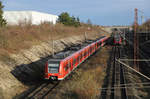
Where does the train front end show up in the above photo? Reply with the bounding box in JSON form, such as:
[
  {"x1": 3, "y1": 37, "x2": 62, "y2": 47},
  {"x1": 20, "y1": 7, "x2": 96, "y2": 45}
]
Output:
[
  {"x1": 114, "y1": 38, "x2": 121, "y2": 45},
  {"x1": 114, "y1": 34, "x2": 122, "y2": 45},
  {"x1": 45, "y1": 59, "x2": 62, "y2": 80}
]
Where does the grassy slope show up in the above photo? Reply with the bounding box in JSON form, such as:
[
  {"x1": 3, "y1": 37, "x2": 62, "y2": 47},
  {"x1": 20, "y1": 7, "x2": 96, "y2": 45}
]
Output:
[{"x1": 0, "y1": 23, "x2": 107, "y2": 62}]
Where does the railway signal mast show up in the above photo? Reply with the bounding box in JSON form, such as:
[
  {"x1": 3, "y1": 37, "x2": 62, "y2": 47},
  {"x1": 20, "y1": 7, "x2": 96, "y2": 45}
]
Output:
[{"x1": 134, "y1": 8, "x2": 139, "y2": 71}]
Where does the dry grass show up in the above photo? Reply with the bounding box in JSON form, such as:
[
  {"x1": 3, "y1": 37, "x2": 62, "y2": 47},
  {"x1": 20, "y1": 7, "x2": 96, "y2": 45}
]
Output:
[
  {"x1": 0, "y1": 23, "x2": 108, "y2": 63},
  {"x1": 0, "y1": 23, "x2": 106, "y2": 54}
]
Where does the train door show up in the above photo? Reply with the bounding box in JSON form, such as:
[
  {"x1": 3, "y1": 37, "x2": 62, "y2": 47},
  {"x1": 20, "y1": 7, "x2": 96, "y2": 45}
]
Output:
[
  {"x1": 73, "y1": 56, "x2": 76, "y2": 67},
  {"x1": 68, "y1": 60, "x2": 71, "y2": 73},
  {"x1": 64, "y1": 61, "x2": 68, "y2": 75},
  {"x1": 80, "y1": 52, "x2": 82, "y2": 62}
]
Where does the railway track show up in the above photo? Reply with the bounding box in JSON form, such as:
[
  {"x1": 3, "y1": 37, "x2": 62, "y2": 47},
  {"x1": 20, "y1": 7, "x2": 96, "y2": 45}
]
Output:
[
  {"x1": 100, "y1": 46, "x2": 127, "y2": 99},
  {"x1": 27, "y1": 81, "x2": 60, "y2": 99},
  {"x1": 16, "y1": 80, "x2": 60, "y2": 99}
]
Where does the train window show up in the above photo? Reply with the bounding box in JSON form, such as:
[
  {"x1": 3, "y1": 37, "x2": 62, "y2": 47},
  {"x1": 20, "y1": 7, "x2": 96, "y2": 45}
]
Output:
[
  {"x1": 83, "y1": 51, "x2": 85, "y2": 57},
  {"x1": 85, "y1": 50, "x2": 87, "y2": 56},
  {"x1": 48, "y1": 61, "x2": 60, "y2": 73},
  {"x1": 99, "y1": 42, "x2": 102, "y2": 46},
  {"x1": 80, "y1": 53, "x2": 82, "y2": 60},
  {"x1": 86, "y1": 50, "x2": 87, "y2": 55},
  {"x1": 90, "y1": 47, "x2": 92, "y2": 53},
  {"x1": 64, "y1": 63, "x2": 67, "y2": 71},
  {"x1": 70, "y1": 60, "x2": 72, "y2": 67},
  {"x1": 87, "y1": 49, "x2": 88, "y2": 55},
  {"x1": 84, "y1": 50, "x2": 86, "y2": 56},
  {"x1": 67, "y1": 62, "x2": 69, "y2": 69},
  {"x1": 82, "y1": 52, "x2": 84, "y2": 57},
  {"x1": 92, "y1": 46, "x2": 93, "y2": 52},
  {"x1": 76, "y1": 56, "x2": 78, "y2": 63},
  {"x1": 68, "y1": 60, "x2": 71, "y2": 68},
  {"x1": 79, "y1": 54, "x2": 81, "y2": 61},
  {"x1": 77, "y1": 55, "x2": 80, "y2": 62},
  {"x1": 73, "y1": 57, "x2": 76, "y2": 65},
  {"x1": 65, "y1": 60, "x2": 70, "y2": 71}
]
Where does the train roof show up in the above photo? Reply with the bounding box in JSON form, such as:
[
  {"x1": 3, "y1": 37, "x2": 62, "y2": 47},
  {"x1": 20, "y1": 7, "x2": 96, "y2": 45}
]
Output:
[
  {"x1": 53, "y1": 41, "x2": 91, "y2": 59},
  {"x1": 48, "y1": 58, "x2": 62, "y2": 62},
  {"x1": 48, "y1": 36, "x2": 107, "y2": 62}
]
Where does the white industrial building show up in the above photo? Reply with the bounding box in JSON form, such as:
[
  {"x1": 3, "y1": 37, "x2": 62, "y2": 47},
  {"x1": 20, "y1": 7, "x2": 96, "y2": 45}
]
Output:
[{"x1": 3, "y1": 11, "x2": 58, "y2": 25}]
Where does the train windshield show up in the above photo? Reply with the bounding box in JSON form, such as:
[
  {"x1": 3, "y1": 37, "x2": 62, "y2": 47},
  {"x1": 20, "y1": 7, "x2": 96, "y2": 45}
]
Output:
[
  {"x1": 48, "y1": 61, "x2": 60, "y2": 73},
  {"x1": 114, "y1": 35, "x2": 120, "y2": 41}
]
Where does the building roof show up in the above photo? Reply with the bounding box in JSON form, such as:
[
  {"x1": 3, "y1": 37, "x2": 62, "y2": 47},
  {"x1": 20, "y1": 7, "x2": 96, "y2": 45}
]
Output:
[{"x1": 3, "y1": 11, "x2": 58, "y2": 25}]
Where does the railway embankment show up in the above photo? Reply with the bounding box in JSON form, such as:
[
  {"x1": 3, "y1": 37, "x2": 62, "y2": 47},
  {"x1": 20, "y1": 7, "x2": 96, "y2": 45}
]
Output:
[{"x1": 0, "y1": 24, "x2": 109, "y2": 99}]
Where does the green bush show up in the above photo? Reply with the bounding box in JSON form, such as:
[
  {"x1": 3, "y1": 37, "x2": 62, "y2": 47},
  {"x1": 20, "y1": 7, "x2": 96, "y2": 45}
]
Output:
[
  {"x1": 0, "y1": 1, "x2": 6, "y2": 27},
  {"x1": 58, "y1": 12, "x2": 80, "y2": 27}
]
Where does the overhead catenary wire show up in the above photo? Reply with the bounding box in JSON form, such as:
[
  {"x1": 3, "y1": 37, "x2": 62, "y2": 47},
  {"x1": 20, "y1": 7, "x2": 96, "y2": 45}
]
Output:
[
  {"x1": 121, "y1": 31, "x2": 150, "y2": 60},
  {"x1": 123, "y1": 31, "x2": 150, "y2": 68},
  {"x1": 119, "y1": 29, "x2": 150, "y2": 70},
  {"x1": 137, "y1": 9, "x2": 150, "y2": 24},
  {"x1": 116, "y1": 59, "x2": 150, "y2": 81}
]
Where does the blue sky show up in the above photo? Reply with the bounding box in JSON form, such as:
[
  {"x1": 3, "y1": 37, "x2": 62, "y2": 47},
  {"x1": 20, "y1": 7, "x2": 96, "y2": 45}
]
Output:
[{"x1": 1, "y1": 0, "x2": 150, "y2": 26}]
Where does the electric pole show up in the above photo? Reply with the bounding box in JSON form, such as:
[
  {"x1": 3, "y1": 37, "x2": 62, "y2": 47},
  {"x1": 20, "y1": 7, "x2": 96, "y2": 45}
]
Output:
[{"x1": 134, "y1": 8, "x2": 139, "y2": 71}]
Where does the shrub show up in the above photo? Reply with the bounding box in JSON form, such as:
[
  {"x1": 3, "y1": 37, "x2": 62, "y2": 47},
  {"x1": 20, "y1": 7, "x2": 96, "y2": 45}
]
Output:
[
  {"x1": 0, "y1": 1, "x2": 6, "y2": 27},
  {"x1": 57, "y1": 12, "x2": 80, "y2": 27}
]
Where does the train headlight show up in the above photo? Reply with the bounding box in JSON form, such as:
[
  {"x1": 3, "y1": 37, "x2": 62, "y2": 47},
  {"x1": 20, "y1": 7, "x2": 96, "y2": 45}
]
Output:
[{"x1": 50, "y1": 76, "x2": 57, "y2": 80}]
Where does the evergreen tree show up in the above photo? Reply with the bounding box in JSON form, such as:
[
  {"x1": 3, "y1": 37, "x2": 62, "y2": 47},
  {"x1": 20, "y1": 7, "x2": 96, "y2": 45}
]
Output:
[
  {"x1": 58, "y1": 12, "x2": 80, "y2": 27},
  {"x1": 58, "y1": 12, "x2": 71, "y2": 25},
  {"x1": 0, "y1": 1, "x2": 6, "y2": 27}
]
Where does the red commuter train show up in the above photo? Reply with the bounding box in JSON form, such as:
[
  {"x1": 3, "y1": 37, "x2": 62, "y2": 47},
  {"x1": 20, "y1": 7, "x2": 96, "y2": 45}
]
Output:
[
  {"x1": 114, "y1": 33, "x2": 122, "y2": 45},
  {"x1": 44, "y1": 36, "x2": 108, "y2": 80}
]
